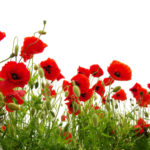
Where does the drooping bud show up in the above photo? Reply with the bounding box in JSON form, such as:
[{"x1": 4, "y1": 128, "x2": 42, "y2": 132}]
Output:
[
  {"x1": 7, "y1": 103, "x2": 20, "y2": 111},
  {"x1": 34, "y1": 64, "x2": 39, "y2": 70},
  {"x1": 92, "y1": 114, "x2": 98, "y2": 127},
  {"x1": 73, "y1": 85, "x2": 80, "y2": 97},
  {"x1": 38, "y1": 68, "x2": 44, "y2": 78},
  {"x1": 15, "y1": 45, "x2": 19, "y2": 56},
  {"x1": 113, "y1": 86, "x2": 121, "y2": 92}
]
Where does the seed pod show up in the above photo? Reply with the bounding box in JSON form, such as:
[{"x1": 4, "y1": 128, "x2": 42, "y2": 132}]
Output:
[
  {"x1": 7, "y1": 103, "x2": 20, "y2": 111},
  {"x1": 92, "y1": 114, "x2": 98, "y2": 127},
  {"x1": 38, "y1": 68, "x2": 44, "y2": 78},
  {"x1": 73, "y1": 85, "x2": 80, "y2": 97},
  {"x1": 34, "y1": 64, "x2": 39, "y2": 70},
  {"x1": 113, "y1": 86, "x2": 121, "y2": 92}
]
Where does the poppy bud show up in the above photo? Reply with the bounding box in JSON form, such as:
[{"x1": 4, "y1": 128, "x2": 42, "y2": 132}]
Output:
[
  {"x1": 10, "y1": 53, "x2": 15, "y2": 58},
  {"x1": 50, "y1": 111, "x2": 55, "y2": 117},
  {"x1": 15, "y1": 45, "x2": 19, "y2": 56},
  {"x1": 43, "y1": 20, "x2": 47, "y2": 25},
  {"x1": 30, "y1": 108, "x2": 35, "y2": 116},
  {"x1": 92, "y1": 114, "x2": 98, "y2": 127},
  {"x1": 113, "y1": 86, "x2": 121, "y2": 92},
  {"x1": 38, "y1": 68, "x2": 44, "y2": 78},
  {"x1": 65, "y1": 91, "x2": 69, "y2": 97},
  {"x1": 115, "y1": 103, "x2": 118, "y2": 109},
  {"x1": 41, "y1": 82, "x2": 45, "y2": 89},
  {"x1": 105, "y1": 103, "x2": 110, "y2": 111},
  {"x1": 7, "y1": 103, "x2": 20, "y2": 111},
  {"x1": 46, "y1": 100, "x2": 51, "y2": 110},
  {"x1": 73, "y1": 102, "x2": 78, "y2": 113},
  {"x1": 144, "y1": 112, "x2": 149, "y2": 118},
  {"x1": 73, "y1": 85, "x2": 80, "y2": 97},
  {"x1": 35, "y1": 82, "x2": 39, "y2": 89},
  {"x1": 34, "y1": 64, "x2": 39, "y2": 70}
]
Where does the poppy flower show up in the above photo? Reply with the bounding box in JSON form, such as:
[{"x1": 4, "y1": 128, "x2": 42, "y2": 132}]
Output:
[
  {"x1": 0, "y1": 61, "x2": 30, "y2": 93},
  {"x1": 90, "y1": 64, "x2": 104, "y2": 77},
  {"x1": 61, "y1": 115, "x2": 67, "y2": 122},
  {"x1": 5, "y1": 90, "x2": 26, "y2": 112},
  {"x1": 92, "y1": 80, "x2": 105, "y2": 97},
  {"x1": 64, "y1": 132, "x2": 72, "y2": 143},
  {"x1": 130, "y1": 83, "x2": 142, "y2": 98},
  {"x1": 147, "y1": 83, "x2": 150, "y2": 89},
  {"x1": 102, "y1": 95, "x2": 108, "y2": 104},
  {"x1": 107, "y1": 60, "x2": 132, "y2": 81},
  {"x1": 112, "y1": 89, "x2": 127, "y2": 101},
  {"x1": 71, "y1": 74, "x2": 90, "y2": 93},
  {"x1": 103, "y1": 76, "x2": 114, "y2": 86},
  {"x1": 62, "y1": 80, "x2": 71, "y2": 91},
  {"x1": 79, "y1": 89, "x2": 93, "y2": 102},
  {"x1": 0, "y1": 31, "x2": 6, "y2": 41},
  {"x1": 56, "y1": 73, "x2": 64, "y2": 81},
  {"x1": 91, "y1": 104, "x2": 100, "y2": 110},
  {"x1": 20, "y1": 36, "x2": 47, "y2": 62},
  {"x1": 40, "y1": 58, "x2": 61, "y2": 81},
  {"x1": 77, "y1": 66, "x2": 90, "y2": 78},
  {"x1": 65, "y1": 101, "x2": 80, "y2": 115},
  {"x1": 1, "y1": 125, "x2": 6, "y2": 131}
]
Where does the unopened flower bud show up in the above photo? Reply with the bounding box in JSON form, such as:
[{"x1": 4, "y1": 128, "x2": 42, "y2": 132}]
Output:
[
  {"x1": 43, "y1": 20, "x2": 47, "y2": 25},
  {"x1": 65, "y1": 91, "x2": 69, "y2": 97},
  {"x1": 7, "y1": 103, "x2": 20, "y2": 111},
  {"x1": 41, "y1": 82, "x2": 45, "y2": 89},
  {"x1": 73, "y1": 85, "x2": 80, "y2": 97},
  {"x1": 92, "y1": 114, "x2": 98, "y2": 127},
  {"x1": 46, "y1": 100, "x2": 51, "y2": 110},
  {"x1": 38, "y1": 68, "x2": 44, "y2": 78},
  {"x1": 34, "y1": 64, "x2": 39, "y2": 70},
  {"x1": 15, "y1": 45, "x2": 19, "y2": 56},
  {"x1": 73, "y1": 102, "x2": 78, "y2": 113},
  {"x1": 115, "y1": 103, "x2": 118, "y2": 109},
  {"x1": 113, "y1": 86, "x2": 121, "y2": 92},
  {"x1": 144, "y1": 112, "x2": 149, "y2": 118},
  {"x1": 35, "y1": 82, "x2": 39, "y2": 89}
]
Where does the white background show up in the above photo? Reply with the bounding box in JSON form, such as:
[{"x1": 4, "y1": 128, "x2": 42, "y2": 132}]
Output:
[{"x1": 0, "y1": 0, "x2": 150, "y2": 93}]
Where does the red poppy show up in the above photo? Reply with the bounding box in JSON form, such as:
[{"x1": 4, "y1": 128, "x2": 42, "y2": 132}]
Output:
[
  {"x1": 112, "y1": 89, "x2": 127, "y2": 101},
  {"x1": 62, "y1": 80, "x2": 71, "y2": 91},
  {"x1": 61, "y1": 115, "x2": 67, "y2": 122},
  {"x1": 42, "y1": 85, "x2": 56, "y2": 99},
  {"x1": 90, "y1": 64, "x2": 104, "y2": 77},
  {"x1": 71, "y1": 74, "x2": 90, "y2": 93},
  {"x1": 91, "y1": 104, "x2": 100, "y2": 110},
  {"x1": 56, "y1": 73, "x2": 64, "y2": 81},
  {"x1": 107, "y1": 60, "x2": 132, "y2": 81},
  {"x1": 20, "y1": 36, "x2": 47, "y2": 62},
  {"x1": 64, "y1": 132, "x2": 72, "y2": 143},
  {"x1": 1, "y1": 125, "x2": 6, "y2": 131},
  {"x1": 147, "y1": 83, "x2": 150, "y2": 89},
  {"x1": 40, "y1": 58, "x2": 61, "y2": 81},
  {"x1": 92, "y1": 80, "x2": 105, "y2": 97},
  {"x1": 103, "y1": 76, "x2": 114, "y2": 86},
  {"x1": 102, "y1": 95, "x2": 108, "y2": 104},
  {"x1": 5, "y1": 90, "x2": 26, "y2": 112},
  {"x1": 77, "y1": 66, "x2": 90, "y2": 78},
  {"x1": 0, "y1": 31, "x2": 6, "y2": 41},
  {"x1": 79, "y1": 89, "x2": 93, "y2": 102},
  {"x1": 65, "y1": 101, "x2": 80, "y2": 115},
  {"x1": 0, "y1": 61, "x2": 30, "y2": 93},
  {"x1": 130, "y1": 83, "x2": 150, "y2": 107}
]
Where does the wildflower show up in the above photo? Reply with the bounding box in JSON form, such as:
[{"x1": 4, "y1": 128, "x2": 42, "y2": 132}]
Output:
[
  {"x1": 62, "y1": 80, "x2": 71, "y2": 91},
  {"x1": 61, "y1": 115, "x2": 67, "y2": 122},
  {"x1": 90, "y1": 64, "x2": 103, "y2": 77},
  {"x1": 0, "y1": 31, "x2": 6, "y2": 41},
  {"x1": 103, "y1": 76, "x2": 114, "y2": 86},
  {"x1": 40, "y1": 58, "x2": 62, "y2": 81},
  {"x1": 147, "y1": 83, "x2": 150, "y2": 89},
  {"x1": 20, "y1": 36, "x2": 47, "y2": 62},
  {"x1": 107, "y1": 60, "x2": 132, "y2": 81},
  {"x1": 71, "y1": 74, "x2": 90, "y2": 93},
  {"x1": 64, "y1": 132, "x2": 72, "y2": 143},
  {"x1": 1, "y1": 125, "x2": 6, "y2": 131},
  {"x1": 0, "y1": 61, "x2": 30, "y2": 93},
  {"x1": 79, "y1": 89, "x2": 93, "y2": 102},
  {"x1": 112, "y1": 89, "x2": 127, "y2": 101},
  {"x1": 77, "y1": 66, "x2": 90, "y2": 78},
  {"x1": 92, "y1": 80, "x2": 105, "y2": 97}
]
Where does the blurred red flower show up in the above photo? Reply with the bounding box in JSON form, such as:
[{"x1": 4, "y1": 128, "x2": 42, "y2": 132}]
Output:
[
  {"x1": 0, "y1": 31, "x2": 6, "y2": 41},
  {"x1": 79, "y1": 89, "x2": 93, "y2": 102},
  {"x1": 77, "y1": 66, "x2": 90, "y2": 78},
  {"x1": 112, "y1": 89, "x2": 127, "y2": 101},
  {"x1": 103, "y1": 76, "x2": 114, "y2": 86},
  {"x1": 90, "y1": 64, "x2": 103, "y2": 77}
]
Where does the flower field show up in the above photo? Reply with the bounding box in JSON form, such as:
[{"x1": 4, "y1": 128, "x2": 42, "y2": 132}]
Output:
[{"x1": 0, "y1": 21, "x2": 150, "y2": 150}]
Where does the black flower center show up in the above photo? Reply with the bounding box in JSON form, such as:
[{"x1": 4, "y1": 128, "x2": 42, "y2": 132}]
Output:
[
  {"x1": 44, "y1": 65, "x2": 51, "y2": 73},
  {"x1": 95, "y1": 86, "x2": 100, "y2": 91},
  {"x1": 81, "y1": 93, "x2": 86, "y2": 98},
  {"x1": 11, "y1": 73, "x2": 19, "y2": 80},
  {"x1": 75, "y1": 81, "x2": 80, "y2": 87},
  {"x1": 114, "y1": 71, "x2": 120, "y2": 77},
  {"x1": 69, "y1": 103, "x2": 72, "y2": 108},
  {"x1": 131, "y1": 88, "x2": 137, "y2": 93}
]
